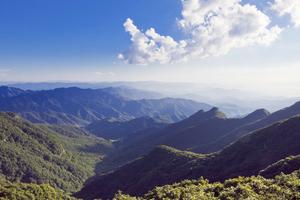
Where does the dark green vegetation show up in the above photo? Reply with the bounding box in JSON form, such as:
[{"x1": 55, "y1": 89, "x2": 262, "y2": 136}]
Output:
[
  {"x1": 0, "y1": 86, "x2": 211, "y2": 125},
  {"x1": 77, "y1": 116, "x2": 300, "y2": 199},
  {"x1": 0, "y1": 112, "x2": 112, "y2": 192},
  {"x1": 114, "y1": 170, "x2": 300, "y2": 200},
  {"x1": 0, "y1": 176, "x2": 74, "y2": 200}
]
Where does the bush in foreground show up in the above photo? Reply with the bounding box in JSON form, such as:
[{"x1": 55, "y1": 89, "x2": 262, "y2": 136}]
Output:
[{"x1": 114, "y1": 170, "x2": 300, "y2": 200}]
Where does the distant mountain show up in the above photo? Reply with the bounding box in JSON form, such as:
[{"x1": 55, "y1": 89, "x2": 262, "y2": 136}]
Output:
[
  {"x1": 5, "y1": 83, "x2": 163, "y2": 100},
  {"x1": 88, "y1": 102, "x2": 300, "y2": 175},
  {"x1": 0, "y1": 87, "x2": 211, "y2": 125},
  {"x1": 5, "y1": 81, "x2": 300, "y2": 117},
  {"x1": 100, "y1": 87, "x2": 163, "y2": 100},
  {"x1": 103, "y1": 107, "x2": 269, "y2": 169},
  {"x1": 77, "y1": 116, "x2": 300, "y2": 199},
  {"x1": 155, "y1": 107, "x2": 269, "y2": 151},
  {"x1": 86, "y1": 116, "x2": 168, "y2": 140},
  {"x1": 0, "y1": 86, "x2": 26, "y2": 98},
  {"x1": 0, "y1": 112, "x2": 112, "y2": 192},
  {"x1": 200, "y1": 101, "x2": 300, "y2": 153}
]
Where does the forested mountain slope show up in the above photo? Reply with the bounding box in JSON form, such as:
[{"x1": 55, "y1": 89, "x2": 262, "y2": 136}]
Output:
[
  {"x1": 77, "y1": 116, "x2": 300, "y2": 199},
  {"x1": 0, "y1": 112, "x2": 112, "y2": 192}
]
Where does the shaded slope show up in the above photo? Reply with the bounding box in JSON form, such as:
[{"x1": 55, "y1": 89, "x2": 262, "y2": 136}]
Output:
[
  {"x1": 259, "y1": 154, "x2": 300, "y2": 178},
  {"x1": 104, "y1": 108, "x2": 269, "y2": 169},
  {"x1": 77, "y1": 116, "x2": 300, "y2": 199},
  {"x1": 202, "y1": 101, "x2": 300, "y2": 153},
  {"x1": 158, "y1": 107, "x2": 269, "y2": 151},
  {"x1": 76, "y1": 146, "x2": 205, "y2": 199},
  {"x1": 86, "y1": 116, "x2": 168, "y2": 140}
]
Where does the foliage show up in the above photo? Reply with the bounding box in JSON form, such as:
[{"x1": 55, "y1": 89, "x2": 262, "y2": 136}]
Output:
[
  {"x1": 0, "y1": 112, "x2": 112, "y2": 192},
  {"x1": 0, "y1": 177, "x2": 74, "y2": 200},
  {"x1": 114, "y1": 170, "x2": 300, "y2": 200}
]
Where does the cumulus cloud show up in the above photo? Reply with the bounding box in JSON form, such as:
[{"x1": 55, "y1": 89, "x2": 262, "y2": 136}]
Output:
[
  {"x1": 272, "y1": 0, "x2": 300, "y2": 27},
  {"x1": 119, "y1": 18, "x2": 187, "y2": 65},
  {"x1": 119, "y1": 0, "x2": 282, "y2": 65}
]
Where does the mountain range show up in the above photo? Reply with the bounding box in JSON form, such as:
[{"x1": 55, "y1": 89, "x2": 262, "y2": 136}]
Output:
[
  {"x1": 77, "y1": 115, "x2": 300, "y2": 199},
  {"x1": 0, "y1": 86, "x2": 211, "y2": 126},
  {"x1": 4, "y1": 81, "x2": 299, "y2": 117},
  {"x1": 0, "y1": 85, "x2": 300, "y2": 200}
]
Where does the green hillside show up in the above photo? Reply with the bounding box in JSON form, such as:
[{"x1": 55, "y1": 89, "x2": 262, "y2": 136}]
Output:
[
  {"x1": 0, "y1": 112, "x2": 112, "y2": 192},
  {"x1": 0, "y1": 176, "x2": 74, "y2": 200}
]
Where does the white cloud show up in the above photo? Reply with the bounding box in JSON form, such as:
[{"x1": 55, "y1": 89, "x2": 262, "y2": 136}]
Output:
[
  {"x1": 119, "y1": 18, "x2": 187, "y2": 65},
  {"x1": 119, "y1": 0, "x2": 282, "y2": 65},
  {"x1": 272, "y1": 0, "x2": 300, "y2": 27}
]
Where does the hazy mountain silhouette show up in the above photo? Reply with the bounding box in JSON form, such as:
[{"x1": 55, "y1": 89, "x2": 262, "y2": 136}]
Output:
[
  {"x1": 104, "y1": 107, "x2": 270, "y2": 169},
  {"x1": 0, "y1": 87, "x2": 211, "y2": 125},
  {"x1": 200, "y1": 101, "x2": 300, "y2": 153},
  {"x1": 0, "y1": 86, "x2": 27, "y2": 98}
]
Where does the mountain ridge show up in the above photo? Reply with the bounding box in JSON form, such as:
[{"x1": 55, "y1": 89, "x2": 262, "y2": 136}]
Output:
[
  {"x1": 77, "y1": 115, "x2": 300, "y2": 199},
  {"x1": 0, "y1": 112, "x2": 113, "y2": 192},
  {"x1": 0, "y1": 86, "x2": 211, "y2": 126}
]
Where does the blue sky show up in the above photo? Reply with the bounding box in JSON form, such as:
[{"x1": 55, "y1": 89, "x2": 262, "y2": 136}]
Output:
[
  {"x1": 0, "y1": 0, "x2": 181, "y2": 64},
  {"x1": 0, "y1": 0, "x2": 299, "y2": 96}
]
